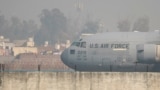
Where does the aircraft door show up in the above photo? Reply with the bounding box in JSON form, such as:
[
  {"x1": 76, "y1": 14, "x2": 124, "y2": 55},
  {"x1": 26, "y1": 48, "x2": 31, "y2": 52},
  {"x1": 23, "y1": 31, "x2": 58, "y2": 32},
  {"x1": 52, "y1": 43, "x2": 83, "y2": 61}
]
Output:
[{"x1": 136, "y1": 44, "x2": 160, "y2": 63}]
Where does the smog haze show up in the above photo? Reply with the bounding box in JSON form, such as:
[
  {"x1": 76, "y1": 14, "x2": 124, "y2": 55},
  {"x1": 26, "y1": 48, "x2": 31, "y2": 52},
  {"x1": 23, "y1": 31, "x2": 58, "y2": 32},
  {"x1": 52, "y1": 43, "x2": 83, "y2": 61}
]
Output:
[{"x1": 0, "y1": 0, "x2": 160, "y2": 44}]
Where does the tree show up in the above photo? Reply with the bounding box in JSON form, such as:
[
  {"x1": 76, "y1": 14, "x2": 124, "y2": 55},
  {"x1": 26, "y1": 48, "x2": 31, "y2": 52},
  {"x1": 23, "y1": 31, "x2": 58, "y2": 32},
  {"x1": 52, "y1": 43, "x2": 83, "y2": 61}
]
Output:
[
  {"x1": 132, "y1": 16, "x2": 150, "y2": 32},
  {"x1": 81, "y1": 21, "x2": 99, "y2": 34},
  {"x1": 0, "y1": 15, "x2": 9, "y2": 36},
  {"x1": 22, "y1": 20, "x2": 38, "y2": 37},
  {"x1": 0, "y1": 15, "x2": 38, "y2": 41},
  {"x1": 34, "y1": 8, "x2": 68, "y2": 45},
  {"x1": 117, "y1": 19, "x2": 131, "y2": 32}
]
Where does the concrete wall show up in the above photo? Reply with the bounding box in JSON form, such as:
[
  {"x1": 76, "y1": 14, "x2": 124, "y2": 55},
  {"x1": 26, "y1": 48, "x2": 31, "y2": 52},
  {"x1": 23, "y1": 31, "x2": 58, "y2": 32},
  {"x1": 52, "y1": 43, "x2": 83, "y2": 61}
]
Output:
[
  {"x1": 12, "y1": 47, "x2": 37, "y2": 56},
  {"x1": 0, "y1": 72, "x2": 160, "y2": 90}
]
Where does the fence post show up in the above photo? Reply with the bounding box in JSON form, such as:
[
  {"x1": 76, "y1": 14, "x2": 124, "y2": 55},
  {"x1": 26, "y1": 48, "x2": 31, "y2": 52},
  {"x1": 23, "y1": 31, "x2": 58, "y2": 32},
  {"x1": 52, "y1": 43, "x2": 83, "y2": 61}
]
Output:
[
  {"x1": 1, "y1": 64, "x2": 5, "y2": 72},
  {"x1": 110, "y1": 65, "x2": 112, "y2": 72},
  {"x1": 0, "y1": 64, "x2": 1, "y2": 72},
  {"x1": 146, "y1": 65, "x2": 148, "y2": 72},
  {"x1": 38, "y1": 64, "x2": 41, "y2": 71},
  {"x1": 75, "y1": 65, "x2": 77, "y2": 72}
]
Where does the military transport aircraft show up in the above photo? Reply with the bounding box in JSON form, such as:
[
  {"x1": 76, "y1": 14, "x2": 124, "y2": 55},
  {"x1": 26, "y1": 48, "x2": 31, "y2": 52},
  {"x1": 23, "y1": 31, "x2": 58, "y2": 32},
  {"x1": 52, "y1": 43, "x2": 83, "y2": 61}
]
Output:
[{"x1": 61, "y1": 31, "x2": 160, "y2": 72}]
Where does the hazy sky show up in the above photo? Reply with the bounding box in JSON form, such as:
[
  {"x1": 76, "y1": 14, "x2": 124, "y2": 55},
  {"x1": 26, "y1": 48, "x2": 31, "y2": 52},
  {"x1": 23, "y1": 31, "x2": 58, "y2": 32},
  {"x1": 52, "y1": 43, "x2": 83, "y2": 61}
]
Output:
[{"x1": 0, "y1": 0, "x2": 160, "y2": 31}]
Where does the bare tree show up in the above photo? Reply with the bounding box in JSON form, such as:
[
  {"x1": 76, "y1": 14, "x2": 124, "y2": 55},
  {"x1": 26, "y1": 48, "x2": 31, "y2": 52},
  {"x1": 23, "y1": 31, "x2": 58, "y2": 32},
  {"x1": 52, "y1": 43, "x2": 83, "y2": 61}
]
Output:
[
  {"x1": 0, "y1": 15, "x2": 38, "y2": 41},
  {"x1": 81, "y1": 21, "x2": 99, "y2": 34},
  {"x1": 34, "y1": 8, "x2": 68, "y2": 45},
  {"x1": 117, "y1": 19, "x2": 131, "y2": 32},
  {"x1": 132, "y1": 16, "x2": 150, "y2": 32}
]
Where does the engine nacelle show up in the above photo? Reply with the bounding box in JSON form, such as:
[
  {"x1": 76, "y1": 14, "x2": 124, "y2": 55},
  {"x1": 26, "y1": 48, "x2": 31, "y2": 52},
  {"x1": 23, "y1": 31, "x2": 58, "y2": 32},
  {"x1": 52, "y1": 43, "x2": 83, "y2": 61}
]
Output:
[{"x1": 137, "y1": 44, "x2": 160, "y2": 63}]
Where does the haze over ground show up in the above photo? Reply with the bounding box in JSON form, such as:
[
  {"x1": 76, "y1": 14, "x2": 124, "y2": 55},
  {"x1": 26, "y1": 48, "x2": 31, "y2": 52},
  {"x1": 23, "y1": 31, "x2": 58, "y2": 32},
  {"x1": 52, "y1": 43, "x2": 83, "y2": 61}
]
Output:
[{"x1": 0, "y1": 0, "x2": 160, "y2": 31}]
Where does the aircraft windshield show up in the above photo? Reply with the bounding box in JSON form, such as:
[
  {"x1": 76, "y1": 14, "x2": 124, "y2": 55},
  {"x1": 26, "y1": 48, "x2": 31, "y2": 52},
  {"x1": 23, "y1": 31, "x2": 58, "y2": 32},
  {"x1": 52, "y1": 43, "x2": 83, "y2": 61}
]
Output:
[
  {"x1": 71, "y1": 42, "x2": 80, "y2": 47},
  {"x1": 71, "y1": 42, "x2": 86, "y2": 48},
  {"x1": 81, "y1": 42, "x2": 86, "y2": 48}
]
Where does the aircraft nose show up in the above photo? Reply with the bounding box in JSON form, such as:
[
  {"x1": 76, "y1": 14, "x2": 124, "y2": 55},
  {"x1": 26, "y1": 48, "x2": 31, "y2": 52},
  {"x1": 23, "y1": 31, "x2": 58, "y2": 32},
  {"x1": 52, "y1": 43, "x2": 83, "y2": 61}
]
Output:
[{"x1": 61, "y1": 49, "x2": 68, "y2": 64}]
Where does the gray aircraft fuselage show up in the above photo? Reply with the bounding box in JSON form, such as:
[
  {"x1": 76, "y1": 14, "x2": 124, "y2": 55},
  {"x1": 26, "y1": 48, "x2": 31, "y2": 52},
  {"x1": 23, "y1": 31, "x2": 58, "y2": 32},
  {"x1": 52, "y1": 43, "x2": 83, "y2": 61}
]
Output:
[{"x1": 61, "y1": 31, "x2": 160, "y2": 72}]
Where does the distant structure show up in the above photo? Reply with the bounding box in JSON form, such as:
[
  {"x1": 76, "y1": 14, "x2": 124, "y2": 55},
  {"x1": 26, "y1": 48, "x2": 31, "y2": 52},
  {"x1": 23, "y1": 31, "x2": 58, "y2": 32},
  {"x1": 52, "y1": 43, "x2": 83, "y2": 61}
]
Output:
[
  {"x1": 13, "y1": 40, "x2": 27, "y2": 47},
  {"x1": 55, "y1": 43, "x2": 60, "y2": 51},
  {"x1": 12, "y1": 47, "x2": 37, "y2": 56},
  {"x1": 27, "y1": 37, "x2": 34, "y2": 47},
  {"x1": 0, "y1": 36, "x2": 10, "y2": 42},
  {"x1": 12, "y1": 37, "x2": 37, "y2": 56},
  {"x1": 55, "y1": 40, "x2": 71, "y2": 50},
  {"x1": 44, "y1": 41, "x2": 49, "y2": 47},
  {"x1": 0, "y1": 36, "x2": 14, "y2": 56},
  {"x1": 38, "y1": 40, "x2": 71, "y2": 55},
  {"x1": 65, "y1": 40, "x2": 71, "y2": 48},
  {"x1": 0, "y1": 35, "x2": 70, "y2": 56}
]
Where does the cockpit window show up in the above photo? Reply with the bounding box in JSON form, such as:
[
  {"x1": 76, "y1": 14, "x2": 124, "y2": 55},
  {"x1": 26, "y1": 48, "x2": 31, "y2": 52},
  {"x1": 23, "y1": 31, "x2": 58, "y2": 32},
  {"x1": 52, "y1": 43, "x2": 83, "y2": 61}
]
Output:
[
  {"x1": 81, "y1": 42, "x2": 86, "y2": 48},
  {"x1": 71, "y1": 42, "x2": 80, "y2": 47},
  {"x1": 71, "y1": 41, "x2": 86, "y2": 48}
]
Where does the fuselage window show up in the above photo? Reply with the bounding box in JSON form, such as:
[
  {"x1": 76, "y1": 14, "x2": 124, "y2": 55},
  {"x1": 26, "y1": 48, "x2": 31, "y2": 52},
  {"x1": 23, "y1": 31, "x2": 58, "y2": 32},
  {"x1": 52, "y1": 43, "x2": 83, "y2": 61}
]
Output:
[{"x1": 81, "y1": 42, "x2": 86, "y2": 48}]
